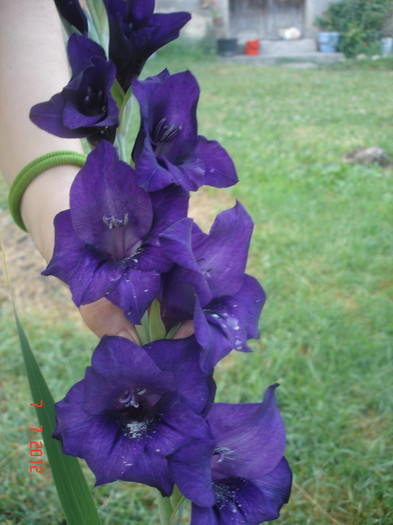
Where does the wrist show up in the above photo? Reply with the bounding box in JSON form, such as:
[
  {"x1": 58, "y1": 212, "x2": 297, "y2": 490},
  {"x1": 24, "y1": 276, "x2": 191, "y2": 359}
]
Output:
[{"x1": 20, "y1": 163, "x2": 82, "y2": 263}]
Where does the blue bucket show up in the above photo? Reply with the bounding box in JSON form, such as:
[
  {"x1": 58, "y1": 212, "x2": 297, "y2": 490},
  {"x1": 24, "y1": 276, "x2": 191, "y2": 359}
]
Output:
[{"x1": 318, "y1": 32, "x2": 340, "y2": 53}]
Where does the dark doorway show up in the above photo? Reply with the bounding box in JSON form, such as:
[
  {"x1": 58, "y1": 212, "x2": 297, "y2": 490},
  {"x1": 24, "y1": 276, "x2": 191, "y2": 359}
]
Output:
[{"x1": 229, "y1": 0, "x2": 305, "y2": 39}]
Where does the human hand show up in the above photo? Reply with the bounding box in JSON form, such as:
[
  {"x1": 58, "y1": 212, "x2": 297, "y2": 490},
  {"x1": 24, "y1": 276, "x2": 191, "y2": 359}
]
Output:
[{"x1": 80, "y1": 299, "x2": 195, "y2": 344}]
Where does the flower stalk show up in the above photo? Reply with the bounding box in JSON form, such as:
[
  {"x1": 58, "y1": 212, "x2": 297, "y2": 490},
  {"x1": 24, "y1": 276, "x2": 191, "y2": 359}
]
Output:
[
  {"x1": 24, "y1": 1, "x2": 293, "y2": 523},
  {"x1": 157, "y1": 494, "x2": 173, "y2": 525}
]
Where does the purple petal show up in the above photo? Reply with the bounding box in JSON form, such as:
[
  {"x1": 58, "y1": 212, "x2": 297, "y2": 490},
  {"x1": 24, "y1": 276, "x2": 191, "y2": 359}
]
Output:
[
  {"x1": 150, "y1": 394, "x2": 212, "y2": 454},
  {"x1": 159, "y1": 218, "x2": 202, "y2": 273},
  {"x1": 84, "y1": 411, "x2": 174, "y2": 494},
  {"x1": 252, "y1": 458, "x2": 293, "y2": 519},
  {"x1": 54, "y1": 0, "x2": 88, "y2": 35},
  {"x1": 53, "y1": 379, "x2": 91, "y2": 459},
  {"x1": 169, "y1": 439, "x2": 216, "y2": 508},
  {"x1": 234, "y1": 275, "x2": 266, "y2": 340},
  {"x1": 204, "y1": 297, "x2": 250, "y2": 352},
  {"x1": 190, "y1": 463, "x2": 291, "y2": 525},
  {"x1": 195, "y1": 136, "x2": 238, "y2": 188},
  {"x1": 132, "y1": 135, "x2": 178, "y2": 191},
  {"x1": 149, "y1": 12, "x2": 192, "y2": 51},
  {"x1": 70, "y1": 141, "x2": 153, "y2": 259},
  {"x1": 42, "y1": 210, "x2": 84, "y2": 284},
  {"x1": 107, "y1": 268, "x2": 161, "y2": 324},
  {"x1": 191, "y1": 478, "x2": 268, "y2": 525},
  {"x1": 193, "y1": 202, "x2": 254, "y2": 298},
  {"x1": 30, "y1": 94, "x2": 76, "y2": 138},
  {"x1": 194, "y1": 275, "x2": 266, "y2": 370},
  {"x1": 55, "y1": 385, "x2": 174, "y2": 492},
  {"x1": 132, "y1": 70, "x2": 170, "y2": 121},
  {"x1": 104, "y1": 3, "x2": 190, "y2": 89},
  {"x1": 53, "y1": 335, "x2": 211, "y2": 496},
  {"x1": 159, "y1": 219, "x2": 212, "y2": 307},
  {"x1": 190, "y1": 506, "x2": 219, "y2": 525},
  {"x1": 208, "y1": 385, "x2": 287, "y2": 481},
  {"x1": 96, "y1": 444, "x2": 173, "y2": 495},
  {"x1": 146, "y1": 336, "x2": 216, "y2": 416},
  {"x1": 133, "y1": 71, "x2": 206, "y2": 191},
  {"x1": 194, "y1": 297, "x2": 243, "y2": 372},
  {"x1": 159, "y1": 206, "x2": 257, "y2": 329},
  {"x1": 83, "y1": 336, "x2": 176, "y2": 415},
  {"x1": 148, "y1": 71, "x2": 199, "y2": 154},
  {"x1": 133, "y1": 70, "x2": 237, "y2": 191},
  {"x1": 133, "y1": 244, "x2": 172, "y2": 273},
  {"x1": 155, "y1": 155, "x2": 205, "y2": 191},
  {"x1": 148, "y1": 184, "x2": 190, "y2": 240},
  {"x1": 159, "y1": 267, "x2": 199, "y2": 327},
  {"x1": 67, "y1": 34, "x2": 106, "y2": 75},
  {"x1": 67, "y1": 245, "x2": 125, "y2": 306},
  {"x1": 63, "y1": 100, "x2": 102, "y2": 129},
  {"x1": 129, "y1": 0, "x2": 155, "y2": 24},
  {"x1": 30, "y1": 36, "x2": 118, "y2": 142},
  {"x1": 62, "y1": 60, "x2": 117, "y2": 130}
]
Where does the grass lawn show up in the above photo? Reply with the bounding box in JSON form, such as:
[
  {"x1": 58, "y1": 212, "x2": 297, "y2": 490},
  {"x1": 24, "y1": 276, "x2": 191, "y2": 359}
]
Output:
[{"x1": 1, "y1": 45, "x2": 392, "y2": 524}]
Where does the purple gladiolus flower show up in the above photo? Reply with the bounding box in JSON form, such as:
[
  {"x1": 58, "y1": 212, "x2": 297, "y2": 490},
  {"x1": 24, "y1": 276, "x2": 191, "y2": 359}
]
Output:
[
  {"x1": 159, "y1": 202, "x2": 265, "y2": 370},
  {"x1": 30, "y1": 34, "x2": 119, "y2": 146},
  {"x1": 53, "y1": 336, "x2": 214, "y2": 494},
  {"x1": 169, "y1": 385, "x2": 292, "y2": 524},
  {"x1": 103, "y1": 0, "x2": 191, "y2": 91},
  {"x1": 132, "y1": 70, "x2": 238, "y2": 192},
  {"x1": 193, "y1": 274, "x2": 266, "y2": 371},
  {"x1": 42, "y1": 140, "x2": 189, "y2": 324},
  {"x1": 54, "y1": 0, "x2": 88, "y2": 35}
]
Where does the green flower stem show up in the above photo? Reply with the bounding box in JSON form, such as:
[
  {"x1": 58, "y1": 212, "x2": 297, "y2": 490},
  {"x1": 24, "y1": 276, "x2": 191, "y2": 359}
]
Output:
[
  {"x1": 85, "y1": 0, "x2": 109, "y2": 53},
  {"x1": 166, "y1": 322, "x2": 181, "y2": 339},
  {"x1": 157, "y1": 493, "x2": 173, "y2": 525},
  {"x1": 110, "y1": 78, "x2": 126, "y2": 110},
  {"x1": 135, "y1": 310, "x2": 150, "y2": 345},
  {"x1": 114, "y1": 135, "x2": 127, "y2": 163},
  {"x1": 115, "y1": 86, "x2": 134, "y2": 163},
  {"x1": 169, "y1": 486, "x2": 187, "y2": 525},
  {"x1": 157, "y1": 487, "x2": 187, "y2": 525},
  {"x1": 148, "y1": 299, "x2": 166, "y2": 341}
]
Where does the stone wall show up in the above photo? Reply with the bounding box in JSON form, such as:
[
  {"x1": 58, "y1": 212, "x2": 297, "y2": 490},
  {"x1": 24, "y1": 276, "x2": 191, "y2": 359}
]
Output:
[
  {"x1": 155, "y1": 0, "x2": 212, "y2": 39},
  {"x1": 304, "y1": 0, "x2": 341, "y2": 38},
  {"x1": 155, "y1": 0, "x2": 343, "y2": 40}
]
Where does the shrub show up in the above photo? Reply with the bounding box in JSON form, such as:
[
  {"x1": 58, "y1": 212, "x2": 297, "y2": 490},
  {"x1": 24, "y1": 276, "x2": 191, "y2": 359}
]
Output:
[{"x1": 315, "y1": 0, "x2": 393, "y2": 57}]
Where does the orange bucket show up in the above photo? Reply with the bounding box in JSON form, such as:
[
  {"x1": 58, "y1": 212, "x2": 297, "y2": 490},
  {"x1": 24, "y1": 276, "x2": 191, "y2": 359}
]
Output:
[{"x1": 246, "y1": 40, "x2": 260, "y2": 55}]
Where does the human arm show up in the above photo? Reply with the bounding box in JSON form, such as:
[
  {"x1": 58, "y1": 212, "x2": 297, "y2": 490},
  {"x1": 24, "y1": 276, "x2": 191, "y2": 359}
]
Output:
[
  {"x1": 0, "y1": 0, "x2": 193, "y2": 343},
  {"x1": 0, "y1": 0, "x2": 140, "y2": 341}
]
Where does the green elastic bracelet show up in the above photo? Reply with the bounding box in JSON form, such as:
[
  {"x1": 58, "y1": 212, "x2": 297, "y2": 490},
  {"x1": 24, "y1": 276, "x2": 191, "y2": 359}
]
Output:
[{"x1": 8, "y1": 150, "x2": 87, "y2": 231}]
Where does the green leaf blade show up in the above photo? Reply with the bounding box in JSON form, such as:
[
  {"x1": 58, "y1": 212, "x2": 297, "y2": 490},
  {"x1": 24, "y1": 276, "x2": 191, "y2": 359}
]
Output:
[{"x1": 14, "y1": 309, "x2": 102, "y2": 525}]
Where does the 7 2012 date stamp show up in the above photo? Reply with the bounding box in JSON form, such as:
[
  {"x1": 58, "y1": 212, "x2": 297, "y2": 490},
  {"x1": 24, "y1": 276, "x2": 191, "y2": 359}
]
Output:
[{"x1": 30, "y1": 400, "x2": 43, "y2": 473}]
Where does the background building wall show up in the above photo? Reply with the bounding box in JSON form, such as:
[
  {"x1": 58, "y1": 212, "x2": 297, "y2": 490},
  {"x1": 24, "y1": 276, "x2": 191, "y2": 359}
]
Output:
[
  {"x1": 155, "y1": 0, "x2": 344, "y2": 40},
  {"x1": 304, "y1": 0, "x2": 341, "y2": 37}
]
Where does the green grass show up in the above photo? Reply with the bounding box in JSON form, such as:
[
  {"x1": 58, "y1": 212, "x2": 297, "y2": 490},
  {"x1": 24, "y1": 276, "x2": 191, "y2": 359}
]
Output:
[{"x1": 1, "y1": 46, "x2": 393, "y2": 524}]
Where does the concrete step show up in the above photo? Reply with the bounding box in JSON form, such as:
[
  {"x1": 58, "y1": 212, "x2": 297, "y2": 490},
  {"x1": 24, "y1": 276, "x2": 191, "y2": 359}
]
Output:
[
  {"x1": 259, "y1": 38, "x2": 317, "y2": 55},
  {"x1": 220, "y1": 52, "x2": 344, "y2": 66}
]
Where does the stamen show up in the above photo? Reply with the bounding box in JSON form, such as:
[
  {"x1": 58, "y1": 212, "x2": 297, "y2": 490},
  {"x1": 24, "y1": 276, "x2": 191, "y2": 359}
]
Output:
[
  {"x1": 196, "y1": 257, "x2": 214, "y2": 278},
  {"x1": 103, "y1": 213, "x2": 129, "y2": 229},
  {"x1": 119, "y1": 387, "x2": 147, "y2": 408},
  {"x1": 213, "y1": 446, "x2": 236, "y2": 463},
  {"x1": 153, "y1": 118, "x2": 182, "y2": 143}
]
